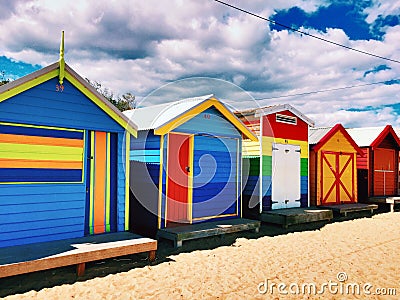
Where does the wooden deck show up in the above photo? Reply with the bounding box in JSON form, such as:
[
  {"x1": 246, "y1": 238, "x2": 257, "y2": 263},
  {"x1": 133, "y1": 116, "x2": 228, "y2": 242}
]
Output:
[
  {"x1": 0, "y1": 232, "x2": 157, "y2": 278},
  {"x1": 157, "y1": 218, "x2": 261, "y2": 248},
  {"x1": 260, "y1": 207, "x2": 333, "y2": 228},
  {"x1": 321, "y1": 203, "x2": 378, "y2": 217},
  {"x1": 364, "y1": 196, "x2": 400, "y2": 212}
]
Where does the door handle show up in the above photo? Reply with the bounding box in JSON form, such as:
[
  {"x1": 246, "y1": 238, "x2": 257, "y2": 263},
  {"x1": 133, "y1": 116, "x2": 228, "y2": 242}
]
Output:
[{"x1": 186, "y1": 166, "x2": 190, "y2": 172}]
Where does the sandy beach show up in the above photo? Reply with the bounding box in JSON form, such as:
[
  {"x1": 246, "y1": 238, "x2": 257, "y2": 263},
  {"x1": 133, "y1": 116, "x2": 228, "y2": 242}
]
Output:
[{"x1": 2, "y1": 212, "x2": 400, "y2": 299}]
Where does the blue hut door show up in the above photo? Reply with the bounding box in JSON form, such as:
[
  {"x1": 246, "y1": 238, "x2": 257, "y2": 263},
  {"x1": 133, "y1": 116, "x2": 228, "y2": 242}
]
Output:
[
  {"x1": 191, "y1": 135, "x2": 239, "y2": 221},
  {"x1": 166, "y1": 133, "x2": 191, "y2": 226},
  {"x1": 85, "y1": 131, "x2": 118, "y2": 235},
  {"x1": 271, "y1": 143, "x2": 301, "y2": 209}
]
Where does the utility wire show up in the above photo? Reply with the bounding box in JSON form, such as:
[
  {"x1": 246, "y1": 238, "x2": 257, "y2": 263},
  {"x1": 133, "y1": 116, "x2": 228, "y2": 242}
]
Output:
[
  {"x1": 214, "y1": 0, "x2": 400, "y2": 64},
  {"x1": 254, "y1": 80, "x2": 399, "y2": 101}
]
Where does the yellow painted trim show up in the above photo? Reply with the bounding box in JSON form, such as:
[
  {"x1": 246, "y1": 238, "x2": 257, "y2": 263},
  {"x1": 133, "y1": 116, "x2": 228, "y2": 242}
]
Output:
[
  {"x1": 236, "y1": 138, "x2": 240, "y2": 217},
  {"x1": 188, "y1": 134, "x2": 194, "y2": 224},
  {"x1": 262, "y1": 136, "x2": 308, "y2": 158},
  {"x1": 0, "y1": 68, "x2": 137, "y2": 138},
  {"x1": 59, "y1": 31, "x2": 65, "y2": 84},
  {"x1": 164, "y1": 133, "x2": 170, "y2": 228},
  {"x1": 192, "y1": 213, "x2": 238, "y2": 222},
  {"x1": 64, "y1": 72, "x2": 137, "y2": 138},
  {"x1": 153, "y1": 98, "x2": 257, "y2": 141},
  {"x1": 0, "y1": 121, "x2": 83, "y2": 132},
  {"x1": 82, "y1": 130, "x2": 86, "y2": 183},
  {"x1": 105, "y1": 132, "x2": 111, "y2": 232},
  {"x1": 0, "y1": 70, "x2": 59, "y2": 103},
  {"x1": 89, "y1": 131, "x2": 95, "y2": 234},
  {"x1": 157, "y1": 135, "x2": 164, "y2": 229},
  {"x1": 125, "y1": 133, "x2": 130, "y2": 231}
]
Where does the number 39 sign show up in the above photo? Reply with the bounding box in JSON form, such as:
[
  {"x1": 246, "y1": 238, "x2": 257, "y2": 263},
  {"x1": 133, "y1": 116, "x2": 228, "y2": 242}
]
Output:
[{"x1": 56, "y1": 84, "x2": 64, "y2": 92}]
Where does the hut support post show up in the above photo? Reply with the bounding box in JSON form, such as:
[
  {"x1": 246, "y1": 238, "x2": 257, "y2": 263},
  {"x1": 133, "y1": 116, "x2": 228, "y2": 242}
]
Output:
[
  {"x1": 175, "y1": 240, "x2": 183, "y2": 248},
  {"x1": 76, "y1": 263, "x2": 86, "y2": 277},
  {"x1": 148, "y1": 250, "x2": 156, "y2": 262}
]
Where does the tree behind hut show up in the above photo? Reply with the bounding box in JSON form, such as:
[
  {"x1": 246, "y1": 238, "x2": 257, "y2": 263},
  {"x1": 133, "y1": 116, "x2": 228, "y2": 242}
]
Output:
[
  {"x1": 0, "y1": 70, "x2": 9, "y2": 86},
  {"x1": 85, "y1": 78, "x2": 136, "y2": 112}
]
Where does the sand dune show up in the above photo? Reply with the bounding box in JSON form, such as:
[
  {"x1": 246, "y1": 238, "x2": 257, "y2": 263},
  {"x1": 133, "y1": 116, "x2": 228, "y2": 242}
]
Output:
[{"x1": 4, "y1": 213, "x2": 400, "y2": 299}]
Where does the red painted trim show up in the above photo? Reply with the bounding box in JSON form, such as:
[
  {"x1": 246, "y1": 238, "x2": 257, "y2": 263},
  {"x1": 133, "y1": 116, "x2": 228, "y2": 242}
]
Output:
[
  {"x1": 321, "y1": 152, "x2": 336, "y2": 203},
  {"x1": 352, "y1": 154, "x2": 355, "y2": 200},
  {"x1": 337, "y1": 155, "x2": 353, "y2": 201},
  {"x1": 312, "y1": 124, "x2": 364, "y2": 155},
  {"x1": 371, "y1": 125, "x2": 400, "y2": 150}
]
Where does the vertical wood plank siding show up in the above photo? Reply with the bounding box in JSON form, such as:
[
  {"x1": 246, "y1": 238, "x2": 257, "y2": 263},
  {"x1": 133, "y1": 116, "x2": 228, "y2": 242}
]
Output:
[{"x1": 0, "y1": 78, "x2": 127, "y2": 248}]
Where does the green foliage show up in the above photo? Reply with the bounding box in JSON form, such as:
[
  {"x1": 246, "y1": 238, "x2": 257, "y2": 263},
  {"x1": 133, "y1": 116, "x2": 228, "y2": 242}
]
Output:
[
  {"x1": 85, "y1": 78, "x2": 136, "y2": 112},
  {"x1": 0, "y1": 70, "x2": 9, "y2": 86}
]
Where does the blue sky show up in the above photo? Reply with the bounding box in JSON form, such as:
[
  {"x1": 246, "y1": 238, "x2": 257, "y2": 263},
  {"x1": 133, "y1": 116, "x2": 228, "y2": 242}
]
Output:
[
  {"x1": 270, "y1": 1, "x2": 396, "y2": 40},
  {"x1": 0, "y1": 0, "x2": 399, "y2": 127}
]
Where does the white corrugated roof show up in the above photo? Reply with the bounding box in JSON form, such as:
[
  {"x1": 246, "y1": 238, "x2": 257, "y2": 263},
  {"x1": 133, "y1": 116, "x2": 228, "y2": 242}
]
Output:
[
  {"x1": 394, "y1": 127, "x2": 400, "y2": 138},
  {"x1": 123, "y1": 94, "x2": 214, "y2": 131},
  {"x1": 308, "y1": 127, "x2": 333, "y2": 145},
  {"x1": 346, "y1": 126, "x2": 386, "y2": 147}
]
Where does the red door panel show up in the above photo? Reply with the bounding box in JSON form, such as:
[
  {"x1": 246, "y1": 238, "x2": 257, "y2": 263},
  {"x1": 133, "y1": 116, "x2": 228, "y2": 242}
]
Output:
[
  {"x1": 167, "y1": 133, "x2": 190, "y2": 225},
  {"x1": 374, "y1": 149, "x2": 396, "y2": 196}
]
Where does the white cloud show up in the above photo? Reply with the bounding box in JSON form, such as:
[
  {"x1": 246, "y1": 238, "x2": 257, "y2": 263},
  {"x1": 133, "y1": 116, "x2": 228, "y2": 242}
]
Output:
[
  {"x1": 0, "y1": 0, "x2": 399, "y2": 127},
  {"x1": 364, "y1": 0, "x2": 400, "y2": 23}
]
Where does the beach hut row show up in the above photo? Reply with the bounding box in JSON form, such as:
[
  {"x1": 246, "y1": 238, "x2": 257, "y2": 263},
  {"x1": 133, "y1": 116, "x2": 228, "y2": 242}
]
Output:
[
  {"x1": 236, "y1": 107, "x2": 400, "y2": 221},
  {"x1": 1, "y1": 47, "x2": 400, "y2": 276}
]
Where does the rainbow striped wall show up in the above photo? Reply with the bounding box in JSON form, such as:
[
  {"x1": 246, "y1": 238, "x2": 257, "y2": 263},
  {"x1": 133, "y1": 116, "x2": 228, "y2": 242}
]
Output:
[
  {"x1": 0, "y1": 122, "x2": 84, "y2": 183},
  {"x1": 241, "y1": 110, "x2": 309, "y2": 212},
  {"x1": 86, "y1": 131, "x2": 118, "y2": 235}
]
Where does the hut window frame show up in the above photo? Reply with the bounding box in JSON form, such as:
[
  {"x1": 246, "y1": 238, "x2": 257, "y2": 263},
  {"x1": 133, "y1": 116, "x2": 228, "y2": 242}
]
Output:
[
  {"x1": 276, "y1": 113, "x2": 297, "y2": 125},
  {"x1": 0, "y1": 122, "x2": 85, "y2": 185}
]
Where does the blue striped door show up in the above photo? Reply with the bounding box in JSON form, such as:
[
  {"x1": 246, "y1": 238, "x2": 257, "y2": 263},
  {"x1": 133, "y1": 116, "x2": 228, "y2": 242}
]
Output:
[{"x1": 192, "y1": 135, "x2": 239, "y2": 220}]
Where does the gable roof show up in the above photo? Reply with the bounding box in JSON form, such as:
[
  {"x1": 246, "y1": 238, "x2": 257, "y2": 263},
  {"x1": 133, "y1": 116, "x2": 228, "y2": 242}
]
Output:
[
  {"x1": 346, "y1": 125, "x2": 400, "y2": 149},
  {"x1": 309, "y1": 126, "x2": 332, "y2": 145},
  {"x1": 0, "y1": 62, "x2": 138, "y2": 137},
  {"x1": 235, "y1": 103, "x2": 315, "y2": 127},
  {"x1": 123, "y1": 94, "x2": 258, "y2": 141},
  {"x1": 310, "y1": 124, "x2": 363, "y2": 155}
]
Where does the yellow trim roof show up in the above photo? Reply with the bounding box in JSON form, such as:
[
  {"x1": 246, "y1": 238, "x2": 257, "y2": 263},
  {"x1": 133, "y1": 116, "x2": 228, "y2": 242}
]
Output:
[
  {"x1": 124, "y1": 95, "x2": 258, "y2": 141},
  {"x1": 0, "y1": 62, "x2": 137, "y2": 137}
]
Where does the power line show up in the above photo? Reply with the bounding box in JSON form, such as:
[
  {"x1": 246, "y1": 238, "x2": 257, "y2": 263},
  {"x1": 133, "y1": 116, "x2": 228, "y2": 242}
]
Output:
[
  {"x1": 254, "y1": 80, "x2": 399, "y2": 101},
  {"x1": 214, "y1": 0, "x2": 400, "y2": 64}
]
